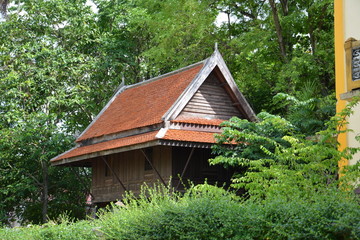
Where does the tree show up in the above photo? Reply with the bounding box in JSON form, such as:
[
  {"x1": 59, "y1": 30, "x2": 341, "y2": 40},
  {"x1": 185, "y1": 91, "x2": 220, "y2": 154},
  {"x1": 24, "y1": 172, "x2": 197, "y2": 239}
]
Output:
[
  {"x1": 216, "y1": 0, "x2": 334, "y2": 114},
  {"x1": 139, "y1": 0, "x2": 218, "y2": 74},
  {"x1": 272, "y1": 92, "x2": 335, "y2": 135},
  {"x1": 0, "y1": 113, "x2": 88, "y2": 224},
  {"x1": 0, "y1": 0, "x2": 99, "y2": 224}
]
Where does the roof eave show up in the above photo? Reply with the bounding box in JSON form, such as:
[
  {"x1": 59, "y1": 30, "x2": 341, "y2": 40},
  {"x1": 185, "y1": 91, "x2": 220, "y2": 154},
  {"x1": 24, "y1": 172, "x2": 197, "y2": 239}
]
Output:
[{"x1": 51, "y1": 140, "x2": 161, "y2": 166}]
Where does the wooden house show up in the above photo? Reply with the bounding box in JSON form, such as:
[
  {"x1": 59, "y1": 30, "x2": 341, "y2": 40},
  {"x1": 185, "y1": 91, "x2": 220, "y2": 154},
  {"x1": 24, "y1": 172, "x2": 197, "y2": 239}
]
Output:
[{"x1": 51, "y1": 49, "x2": 256, "y2": 206}]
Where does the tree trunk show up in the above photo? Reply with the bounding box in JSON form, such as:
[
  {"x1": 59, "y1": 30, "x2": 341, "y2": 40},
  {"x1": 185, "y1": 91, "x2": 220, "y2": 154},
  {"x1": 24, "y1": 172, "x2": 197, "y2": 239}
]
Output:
[
  {"x1": 41, "y1": 160, "x2": 49, "y2": 223},
  {"x1": 268, "y1": 0, "x2": 288, "y2": 63},
  {"x1": 0, "y1": 0, "x2": 8, "y2": 18}
]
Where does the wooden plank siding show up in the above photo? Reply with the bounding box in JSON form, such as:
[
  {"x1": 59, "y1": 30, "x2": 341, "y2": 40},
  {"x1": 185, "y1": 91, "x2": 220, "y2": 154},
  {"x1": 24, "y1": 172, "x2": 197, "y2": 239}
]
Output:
[
  {"x1": 178, "y1": 73, "x2": 243, "y2": 120},
  {"x1": 91, "y1": 146, "x2": 172, "y2": 203}
]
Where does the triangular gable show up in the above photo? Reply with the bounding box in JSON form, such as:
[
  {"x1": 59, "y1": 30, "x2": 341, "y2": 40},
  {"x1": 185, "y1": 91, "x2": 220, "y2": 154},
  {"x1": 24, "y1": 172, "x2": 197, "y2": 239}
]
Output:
[
  {"x1": 177, "y1": 71, "x2": 244, "y2": 120},
  {"x1": 163, "y1": 49, "x2": 256, "y2": 122}
]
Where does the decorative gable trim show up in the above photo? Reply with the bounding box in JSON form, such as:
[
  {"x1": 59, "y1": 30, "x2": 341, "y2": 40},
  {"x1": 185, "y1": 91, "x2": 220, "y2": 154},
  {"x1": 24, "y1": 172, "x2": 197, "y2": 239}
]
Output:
[
  {"x1": 162, "y1": 49, "x2": 256, "y2": 122},
  {"x1": 162, "y1": 56, "x2": 215, "y2": 121},
  {"x1": 214, "y1": 52, "x2": 257, "y2": 122}
]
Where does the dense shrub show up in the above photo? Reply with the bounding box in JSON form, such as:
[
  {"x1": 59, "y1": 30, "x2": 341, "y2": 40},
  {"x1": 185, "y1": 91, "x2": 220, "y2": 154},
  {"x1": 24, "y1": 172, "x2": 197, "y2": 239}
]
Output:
[
  {"x1": 1, "y1": 184, "x2": 359, "y2": 239},
  {"x1": 0, "y1": 216, "x2": 97, "y2": 240},
  {"x1": 97, "y1": 184, "x2": 360, "y2": 240},
  {"x1": 260, "y1": 190, "x2": 360, "y2": 239},
  {"x1": 97, "y1": 184, "x2": 257, "y2": 240}
]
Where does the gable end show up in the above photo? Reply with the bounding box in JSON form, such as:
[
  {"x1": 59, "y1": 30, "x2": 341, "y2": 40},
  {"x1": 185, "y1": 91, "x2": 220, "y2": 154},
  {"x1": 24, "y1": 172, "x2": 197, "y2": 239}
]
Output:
[{"x1": 177, "y1": 72, "x2": 243, "y2": 120}]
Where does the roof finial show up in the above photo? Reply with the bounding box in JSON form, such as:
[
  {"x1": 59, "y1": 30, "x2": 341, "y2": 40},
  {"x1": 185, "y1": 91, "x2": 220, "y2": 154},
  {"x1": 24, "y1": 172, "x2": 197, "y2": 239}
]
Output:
[
  {"x1": 214, "y1": 42, "x2": 218, "y2": 52},
  {"x1": 119, "y1": 74, "x2": 125, "y2": 89}
]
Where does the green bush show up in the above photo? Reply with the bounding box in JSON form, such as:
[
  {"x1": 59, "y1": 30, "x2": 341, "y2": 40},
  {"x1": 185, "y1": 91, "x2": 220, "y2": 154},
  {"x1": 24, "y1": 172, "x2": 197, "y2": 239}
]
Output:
[
  {"x1": 260, "y1": 190, "x2": 360, "y2": 239},
  {"x1": 1, "y1": 184, "x2": 359, "y2": 239},
  {"x1": 97, "y1": 184, "x2": 360, "y2": 240},
  {"x1": 97, "y1": 184, "x2": 249, "y2": 240},
  {"x1": 0, "y1": 215, "x2": 98, "y2": 240}
]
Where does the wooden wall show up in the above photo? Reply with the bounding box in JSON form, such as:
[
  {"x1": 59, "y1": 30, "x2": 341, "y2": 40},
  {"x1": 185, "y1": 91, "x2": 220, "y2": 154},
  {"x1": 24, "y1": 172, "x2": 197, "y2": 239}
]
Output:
[
  {"x1": 178, "y1": 72, "x2": 242, "y2": 120},
  {"x1": 91, "y1": 146, "x2": 233, "y2": 203},
  {"x1": 91, "y1": 146, "x2": 172, "y2": 203}
]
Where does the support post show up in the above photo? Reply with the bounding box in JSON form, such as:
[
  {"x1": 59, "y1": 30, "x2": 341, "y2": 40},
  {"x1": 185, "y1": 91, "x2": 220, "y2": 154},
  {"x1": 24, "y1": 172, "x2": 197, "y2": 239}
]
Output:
[
  {"x1": 101, "y1": 156, "x2": 127, "y2": 191},
  {"x1": 140, "y1": 149, "x2": 167, "y2": 187},
  {"x1": 175, "y1": 147, "x2": 195, "y2": 191}
]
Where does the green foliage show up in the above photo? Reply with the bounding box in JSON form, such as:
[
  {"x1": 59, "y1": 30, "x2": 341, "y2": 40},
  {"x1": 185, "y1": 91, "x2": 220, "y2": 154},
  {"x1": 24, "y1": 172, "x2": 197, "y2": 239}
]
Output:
[
  {"x1": 259, "y1": 190, "x2": 360, "y2": 239},
  {"x1": 211, "y1": 98, "x2": 360, "y2": 200},
  {"x1": 139, "y1": 0, "x2": 218, "y2": 74},
  {"x1": 0, "y1": 215, "x2": 97, "y2": 240},
  {"x1": 217, "y1": 0, "x2": 334, "y2": 112},
  {"x1": 0, "y1": 112, "x2": 88, "y2": 224},
  {"x1": 97, "y1": 183, "x2": 360, "y2": 240},
  {"x1": 98, "y1": 183, "x2": 242, "y2": 240},
  {"x1": 272, "y1": 92, "x2": 336, "y2": 134},
  {"x1": 1, "y1": 184, "x2": 360, "y2": 239},
  {"x1": 0, "y1": 0, "x2": 95, "y2": 224}
]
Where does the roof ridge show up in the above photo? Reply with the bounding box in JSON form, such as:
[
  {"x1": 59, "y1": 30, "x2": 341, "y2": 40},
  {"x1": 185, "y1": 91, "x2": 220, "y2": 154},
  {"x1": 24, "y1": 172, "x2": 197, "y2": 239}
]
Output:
[{"x1": 125, "y1": 59, "x2": 207, "y2": 90}]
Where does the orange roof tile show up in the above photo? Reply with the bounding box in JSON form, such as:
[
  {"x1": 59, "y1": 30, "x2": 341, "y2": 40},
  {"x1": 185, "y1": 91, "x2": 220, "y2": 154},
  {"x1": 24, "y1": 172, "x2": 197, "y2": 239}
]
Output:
[
  {"x1": 52, "y1": 129, "x2": 221, "y2": 162},
  {"x1": 162, "y1": 129, "x2": 217, "y2": 143},
  {"x1": 77, "y1": 63, "x2": 204, "y2": 142},
  {"x1": 53, "y1": 131, "x2": 158, "y2": 161}
]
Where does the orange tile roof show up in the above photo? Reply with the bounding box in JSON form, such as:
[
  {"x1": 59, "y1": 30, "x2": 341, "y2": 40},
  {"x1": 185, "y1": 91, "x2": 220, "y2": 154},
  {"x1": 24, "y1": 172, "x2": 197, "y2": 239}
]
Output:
[
  {"x1": 162, "y1": 129, "x2": 217, "y2": 143},
  {"x1": 77, "y1": 63, "x2": 204, "y2": 142},
  {"x1": 52, "y1": 129, "x2": 220, "y2": 162},
  {"x1": 171, "y1": 118, "x2": 225, "y2": 126},
  {"x1": 52, "y1": 131, "x2": 158, "y2": 161}
]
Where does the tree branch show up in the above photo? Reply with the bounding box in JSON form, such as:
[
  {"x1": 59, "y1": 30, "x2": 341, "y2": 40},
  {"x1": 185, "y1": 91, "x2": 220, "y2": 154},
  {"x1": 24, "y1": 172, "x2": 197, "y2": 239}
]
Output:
[{"x1": 7, "y1": 162, "x2": 42, "y2": 187}]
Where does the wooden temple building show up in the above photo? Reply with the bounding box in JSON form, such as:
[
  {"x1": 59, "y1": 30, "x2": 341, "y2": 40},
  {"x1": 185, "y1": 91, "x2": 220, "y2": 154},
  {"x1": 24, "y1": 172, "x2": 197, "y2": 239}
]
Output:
[{"x1": 51, "y1": 49, "x2": 256, "y2": 206}]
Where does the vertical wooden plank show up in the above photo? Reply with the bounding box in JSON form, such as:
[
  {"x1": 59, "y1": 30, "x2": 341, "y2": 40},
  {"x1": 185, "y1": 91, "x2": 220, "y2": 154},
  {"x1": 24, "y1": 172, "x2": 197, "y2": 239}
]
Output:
[
  {"x1": 92, "y1": 160, "x2": 96, "y2": 187},
  {"x1": 161, "y1": 146, "x2": 172, "y2": 178},
  {"x1": 98, "y1": 158, "x2": 104, "y2": 186},
  {"x1": 129, "y1": 151, "x2": 133, "y2": 181},
  {"x1": 114, "y1": 153, "x2": 120, "y2": 186},
  {"x1": 153, "y1": 146, "x2": 160, "y2": 174},
  {"x1": 136, "y1": 150, "x2": 141, "y2": 181}
]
